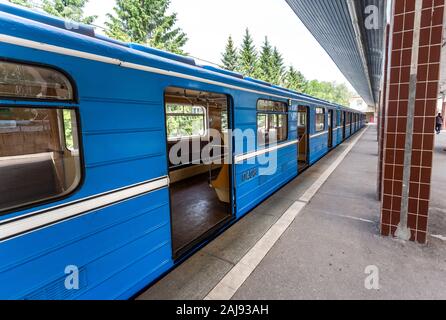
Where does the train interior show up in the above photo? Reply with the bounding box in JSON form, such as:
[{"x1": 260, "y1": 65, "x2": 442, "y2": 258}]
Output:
[
  {"x1": 164, "y1": 87, "x2": 232, "y2": 259},
  {"x1": 297, "y1": 106, "x2": 309, "y2": 172},
  {"x1": 0, "y1": 107, "x2": 81, "y2": 213}
]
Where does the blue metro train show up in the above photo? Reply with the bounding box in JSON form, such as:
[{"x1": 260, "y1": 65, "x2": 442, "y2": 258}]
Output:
[{"x1": 0, "y1": 3, "x2": 365, "y2": 299}]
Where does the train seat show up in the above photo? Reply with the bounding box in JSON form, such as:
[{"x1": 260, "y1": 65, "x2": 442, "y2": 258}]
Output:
[{"x1": 211, "y1": 164, "x2": 230, "y2": 203}]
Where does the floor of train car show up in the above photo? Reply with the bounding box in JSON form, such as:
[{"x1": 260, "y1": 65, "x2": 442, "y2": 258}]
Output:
[
  {"x1": 298, "y1": 161, "x2": 309, "y2": 172},
  {"x1": 171, "y1": 171, "x2": 231, "y2": 258}
]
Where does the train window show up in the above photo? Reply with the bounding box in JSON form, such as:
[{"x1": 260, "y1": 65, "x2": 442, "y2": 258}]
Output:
[
  {"x1": 257, "y1": 100, "x2": 288, "y2": 113},
  {"x1": 315, "y1": 107, "x2": 325, "y2": 132},
  {"x1": 0, "y1": 107, "x2": 82, "y2": 213},
  {"x1": 257, "y1": 99, "x2": 288, "y2": 146},
  {"x1": 166, "y1": 104, "x2": 206, "y2": 140},
  {"x1": 0, "y1": 61, "x2": 74, "y2": 100}
]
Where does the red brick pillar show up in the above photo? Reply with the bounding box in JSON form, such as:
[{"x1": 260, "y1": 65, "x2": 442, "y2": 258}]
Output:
[{"x1": 380, "y1": 0, "x2": 445, "y2": 244}]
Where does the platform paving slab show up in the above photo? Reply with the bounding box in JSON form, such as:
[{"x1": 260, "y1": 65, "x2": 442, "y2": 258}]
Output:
[
  {"x1": 430, "y1": 133, "x2": 446, "y2": 238},
  {"x1": 136, "y1": 251, "x2": 234, "y2": 300}
]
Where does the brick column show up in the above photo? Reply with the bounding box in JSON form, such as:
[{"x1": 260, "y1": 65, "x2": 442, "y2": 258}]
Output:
[{"x1": 380, "y1": 0, "x2": 445, "y2": 244}]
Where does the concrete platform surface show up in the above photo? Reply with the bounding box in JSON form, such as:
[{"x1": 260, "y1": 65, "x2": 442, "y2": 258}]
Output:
[{"x1": 233, "y1": 127, "x2": 446, "y2": 300}]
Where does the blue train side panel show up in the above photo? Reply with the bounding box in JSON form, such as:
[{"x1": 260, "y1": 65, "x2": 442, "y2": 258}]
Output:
[
  {"x1": 333, "y1": 109, "x2": 342, "y2": 147},
  {"x1": 308, "y1": 106, "x2": 328, "y2": 165},
  {"x1": 0, "y1": 41, "x2": 175, "y2": 299},
  {"x1": 0, "y1": 4, "x2": 366, "y2": 300},
  {"x1": 0, "y1": 191, "x2": 172, "y2": 300},
  {"x1": 234, "y1": 94, "x2": 298, "y2": 218}
]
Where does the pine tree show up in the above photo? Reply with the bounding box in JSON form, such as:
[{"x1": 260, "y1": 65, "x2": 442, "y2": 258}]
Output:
[
  {"x1": 257, "y1": 37, "x2": 273, "y2": 82},
  {"x1": 238, "y1": 28, "x2": 257, "y2": 77},
  {"x1": 284, "y1": 66, "x2": 307, "y2": 92},
  {"x1": 42, "y1": 0, "x2": 97, "y2": 24},
  {"x1": 221, "y1": 36, "x2": 239, "y2": 72},
  {"x1": 8, "y1": 0, "x2": 32, "y2": 7},
  {"x1": 270, "y1": 47, "x2": 285, "y2": 85},
  {"x1": 106, "y1": 0, "x2": 188, "y2": 55}
]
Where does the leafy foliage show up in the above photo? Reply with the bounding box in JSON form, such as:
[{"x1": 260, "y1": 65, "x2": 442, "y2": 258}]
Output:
[
  {"x1": 42, "y1": 0, "x2": 97, "y2": 24},
  {"x1": 8, "y1": 0, "x2": 33, "y2": 7},
  {"x1": 305, "y1": 80, "x2": 352, "y2": 106},
  {"x1": 105, "y1": 0, "x2": 188, "y2": 55},
  {"x1": 284, "y1": 66, "x2": 307, "y2": 92},
  {"x1": 220, "y1": 30, "x2": 353, "y2": 105},
  {"x1": 166, "y1": 105, "x2": 205, "y2": 139},
  {"x1": 63, "y1": 110, "x2": 74, "y2": 149},
  {"x1": 8, "y1": 0, "x2": 96, "y2": 23}
]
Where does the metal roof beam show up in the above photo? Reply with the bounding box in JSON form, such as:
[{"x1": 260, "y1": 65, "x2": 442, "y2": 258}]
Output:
[{"x1": 346, "y1": 0, "x2": 375, "y2": 105}]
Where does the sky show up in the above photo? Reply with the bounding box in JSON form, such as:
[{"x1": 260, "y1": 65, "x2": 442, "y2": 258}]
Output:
[{"x1": 83, "y1": 0, "x2": 355, "y2": 92}]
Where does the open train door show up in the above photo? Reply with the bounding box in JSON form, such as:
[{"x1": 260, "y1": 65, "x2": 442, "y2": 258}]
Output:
[
  {"x1": 297, "y1": 105, "x2": 310, "y2": 172},
  {"x1": 328, "y1": 109, "x2": 334, "y2": 148},
  {"x1": 164, "y1": 87, "x2": 234, "y2": 260}
]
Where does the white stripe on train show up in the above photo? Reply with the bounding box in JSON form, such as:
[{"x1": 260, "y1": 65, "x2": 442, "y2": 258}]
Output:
[{"x1": 0, "y1": 176, "x2": 169, "y2": 242}]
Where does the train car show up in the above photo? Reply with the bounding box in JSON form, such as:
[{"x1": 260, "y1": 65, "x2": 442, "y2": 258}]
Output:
[{"x1": 0, "y1": 3, "x2": 365, "y2": 300}]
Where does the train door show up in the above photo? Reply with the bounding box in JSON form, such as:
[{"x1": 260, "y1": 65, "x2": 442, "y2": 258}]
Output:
[
  {"x1": 164, "y1": 87, "x2": 233, "y2": 260},
  {"x1": 348, "y1": 112, "x2": 353, "y2": 136},
  {"x1": 353, "y1": 113, "x2": 356, "y2": 133},
  {"x1": 328, "y1": 109, "x2": 333, "y2": 148},
  {"x1": 297, "y1": 106, "x2": 310, "y2": 172},
  {"x1": 342, "y1": 111, "x2": 346, "y2": 140}
]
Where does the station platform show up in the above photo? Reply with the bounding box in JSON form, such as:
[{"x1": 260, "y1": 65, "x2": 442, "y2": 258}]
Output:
[{"x1": 137, "y1": 126, "x2": 446, "y2": 300}]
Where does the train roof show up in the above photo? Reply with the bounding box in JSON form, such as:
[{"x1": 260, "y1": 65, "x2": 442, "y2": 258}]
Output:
[{"x1": 0, "y1": 2, "x2": 365, "y2": 114}]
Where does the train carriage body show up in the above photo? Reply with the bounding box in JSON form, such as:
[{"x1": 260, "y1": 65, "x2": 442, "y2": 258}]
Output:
[{"x1": 0, "y1": 4, "x2": 365, "y2": 300}]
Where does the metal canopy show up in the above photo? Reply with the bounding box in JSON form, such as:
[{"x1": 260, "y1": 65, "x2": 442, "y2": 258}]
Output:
[{"x1": 285, "y1": 0, "x2": 386, "y2": 106}]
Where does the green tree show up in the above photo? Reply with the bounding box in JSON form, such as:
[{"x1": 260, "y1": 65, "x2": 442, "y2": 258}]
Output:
[
  {"x1": 42, "y1": 0, "x2": 97, "y2": 24},
  {"x1": 305, "y1": 80, "x2": 329, "y2": 101},
  {"x1": 105, "y1": 0, "x2": 188, "y2": 55},
  {"x1": 270, "y1": 47, "x2": 285, "y2": 85},
  {"x1": 238, "y1": 28, "x2": 257, "y2": 77},
  {"x1": 331, "y1": 83, "x2": 352, "y2": 106},
  {"x1": 304, "y1": 80, "x2": 352, "y2": 105},
  {"x1": 222, "y1": 28, "x2": 353, "y2": 105},
  {"x1": 221, "y1": 36, "x2": 239, "y2": 72},
  {"x1": 8, "y1": 0, "x2": 32, "y2": 7},
  {"x1": 284, "y1": 66, "x2": 307, "y2": 92},
  {"x1": 257, "y1": 37, "x2": 273, "y2": 82}
]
